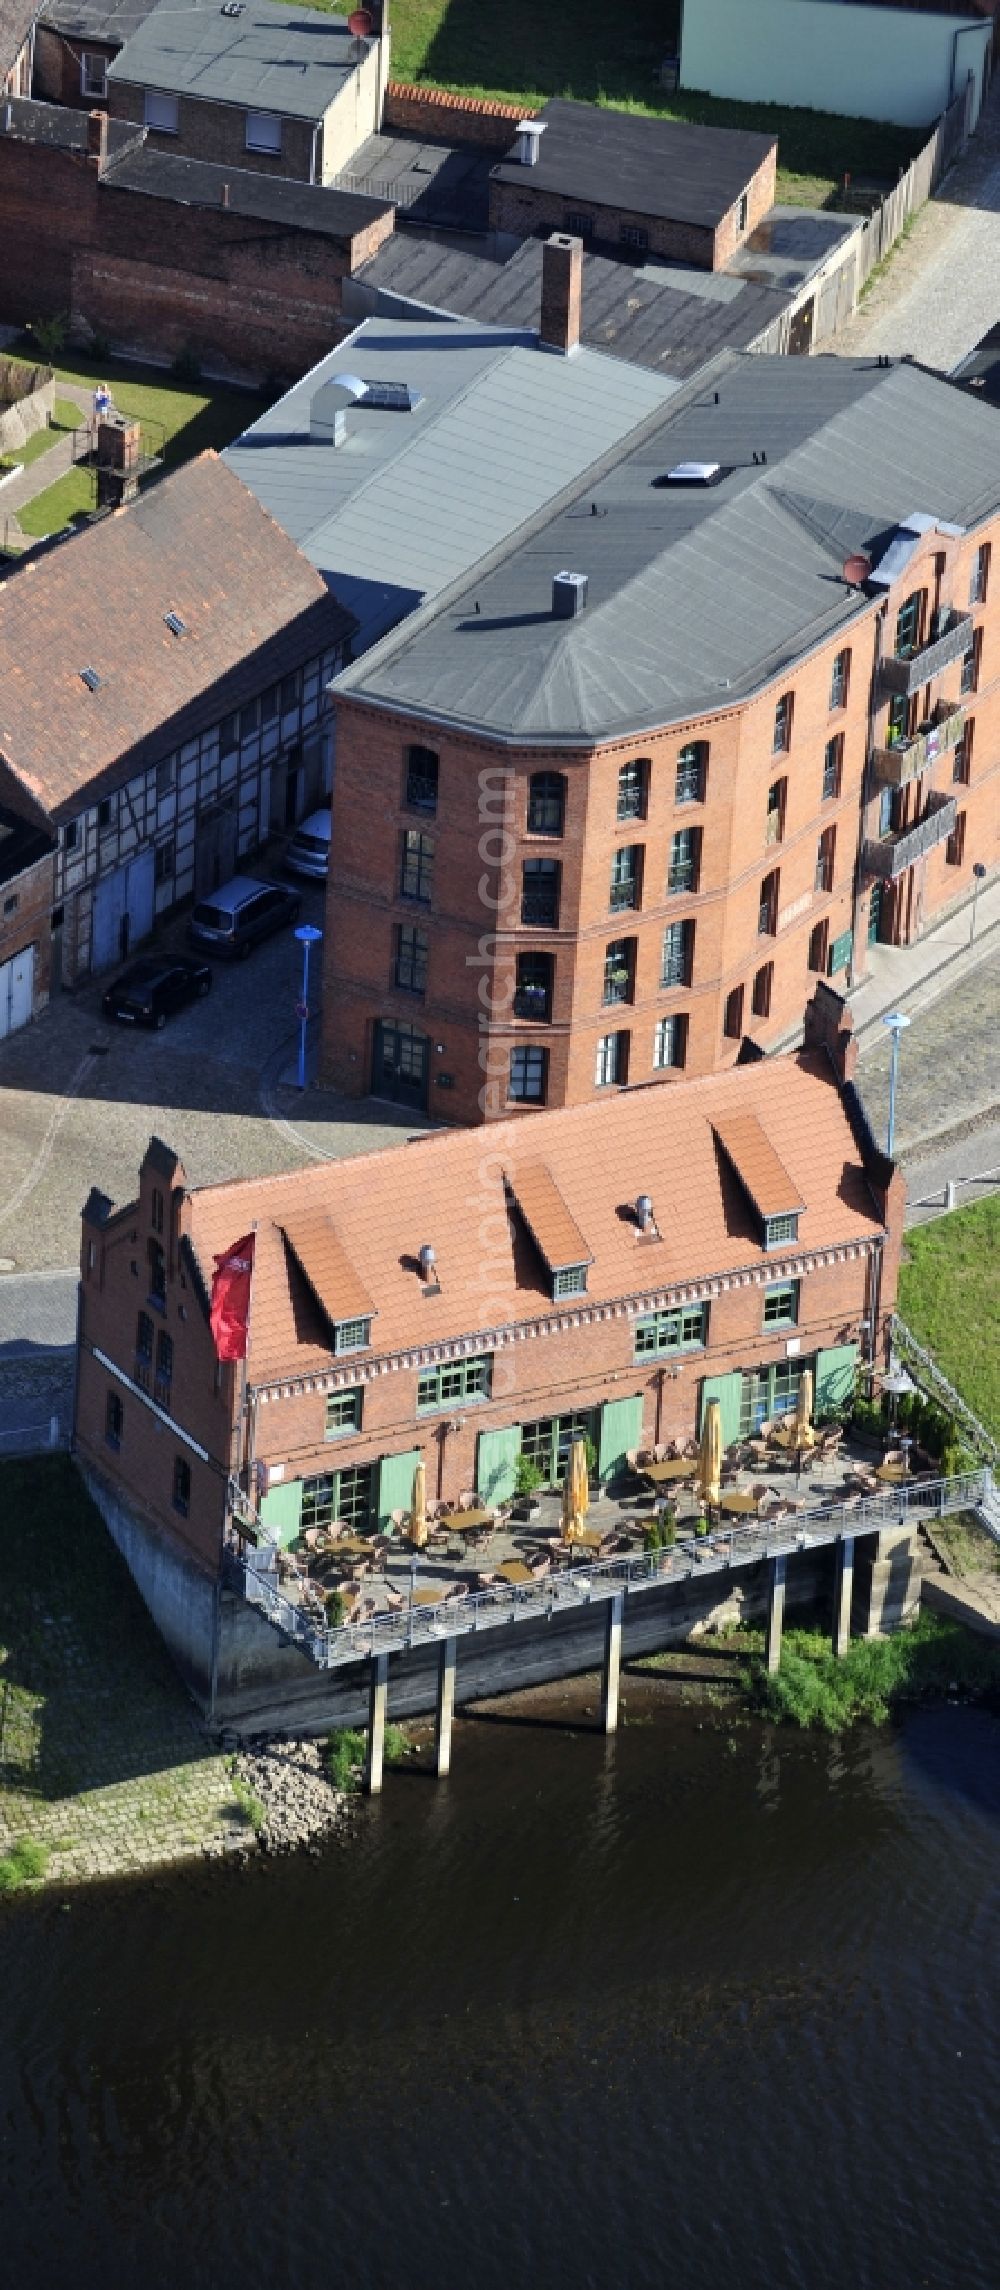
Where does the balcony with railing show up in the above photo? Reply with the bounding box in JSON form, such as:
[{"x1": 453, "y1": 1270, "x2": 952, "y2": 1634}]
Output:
[
  {"x1": 878, "y1": 611, "x2": 972, "y2": 700},
  {"x1": 862, "y1": 790, "x2": 958, "y2": 881},
  {"x1": 871, "y1": 699, "x2": 964, "y2": 787}
]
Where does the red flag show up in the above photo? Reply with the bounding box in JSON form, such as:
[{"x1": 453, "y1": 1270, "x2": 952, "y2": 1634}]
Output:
[{"x1": 210, "y1": 1233, "x2": 255, "y2": 1361}]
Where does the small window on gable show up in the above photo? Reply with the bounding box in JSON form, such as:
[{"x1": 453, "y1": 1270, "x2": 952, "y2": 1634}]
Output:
[
  {"x1": 553, "y1": 1264, "x2": 588, "y2": 1299},
  {"x1": 105, "y1": 1389, "x2": 123, "y2": 1448},
  {"x1": 334, "y1": 1317, "x2": 371, "y2": 1356},
  {"x1": 405, "y1": 745, "x2": 438, "y2": 814},
  {"x1": 145, "y1": 89, "x2": 178, "y2": 134},
  {"x1": 829, "y1": 649, "x2": 850, "y2": 710},
  {"x1": 81, "y1": 51, "x2": 107, "y2": 99},
  {"x1": 764, "y1": 1212, "x2": 799, "y2": 1248},
  {"x1": 737, "y1": 190, "x2": 749, "y2": 233},
  {"x1": 970, "y1": 544, "x2": 990, "y2": 606},
  {"x1": 246, "y1": 110, "x2": 281, "y2": 155}
]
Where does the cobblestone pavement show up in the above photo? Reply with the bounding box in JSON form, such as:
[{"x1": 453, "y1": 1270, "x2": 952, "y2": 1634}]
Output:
[
  {"x1": 835, "y1": 75, "x2": 1000, "y2": 368},
  {"x1": 0, "y1": 883, "x2": 424, "y2": 1276},
  {"x1": 856, "y1": 938, "x2": 1000, "y2": 1156}
]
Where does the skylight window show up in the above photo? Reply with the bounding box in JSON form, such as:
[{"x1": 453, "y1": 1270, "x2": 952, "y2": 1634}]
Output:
[
  {"x1": 660, "y1": 462, "x2": 723, "y2": 486},
  {"x1": 358, "y1": 379, "x2": 423, "y2": 412},
  {"x1": 80, "y1": 667, "x2": 101, "y2": 691},
  {"x1": 164, "y1": 612, "x2": 187, "y2": 637}
]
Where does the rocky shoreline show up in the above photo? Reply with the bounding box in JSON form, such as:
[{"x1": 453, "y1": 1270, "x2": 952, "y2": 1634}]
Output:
[{"x1": 224, "y1": 1735, "x2": 353, "y2": 1857}]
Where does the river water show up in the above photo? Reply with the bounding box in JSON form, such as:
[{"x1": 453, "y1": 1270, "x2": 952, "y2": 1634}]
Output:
[{"x1": 2, "y1": 1684, "x2": 998, "y2": 2290}]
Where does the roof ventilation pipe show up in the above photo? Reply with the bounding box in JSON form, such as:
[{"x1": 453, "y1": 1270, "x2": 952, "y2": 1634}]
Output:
[
  {"x1": 418, "y1": 1244, "x2": 437, "y2": 1278},
  {"x1": 309, "y1": 372, "x2": 367, "y2": 447},
  {"x1": 552, "y1": 570, "x2": 588, "y2": 619},
  {"x1": 516, "y1": 119, "x2": 545, "y2": 166},
  {"x1": 635, "y1": 1194, "x2": 655, "y2": 1233}
]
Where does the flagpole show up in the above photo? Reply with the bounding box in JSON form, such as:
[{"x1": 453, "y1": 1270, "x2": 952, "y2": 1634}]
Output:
[{"x1": 239, "y1": 1218, "x2": 260, "y2": 1520}]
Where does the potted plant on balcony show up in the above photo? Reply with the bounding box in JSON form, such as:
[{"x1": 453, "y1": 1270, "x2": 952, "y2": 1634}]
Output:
[{"x1": 511, "y1": 1452, "x2": 544, "y2": 1522}]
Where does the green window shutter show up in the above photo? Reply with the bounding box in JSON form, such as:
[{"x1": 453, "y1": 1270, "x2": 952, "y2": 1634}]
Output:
[
  {"x1": 376, "y1": 1447, "x2": 422, "y2": 1530},
  {"x1": 598, "y1": 1393, "x2": 646, "y2": 1485},
  {"x1": 476, "y1": 1425, "x2": 522, "y2": 1506},
  {"x1": 699, "y1": 1373, "x2": 742, "y2": 1450},
  {"x1": 815, "y1": 1344, "x2": 858, "y2": 1416},
  {"x1": 259, "y1": 1478, "x2": 303, "y2": 1549},
  {"x1": 828, "y1": 929, "x2": 853, "y2": 977}
]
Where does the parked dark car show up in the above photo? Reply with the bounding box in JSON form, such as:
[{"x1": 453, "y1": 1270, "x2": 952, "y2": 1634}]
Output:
[
  {"x1": 187, "y1": 875, "x2": 302, "y2": 959},
  {"x1": 102, "y1": 956, "x2": 212, "y2": 1029}
]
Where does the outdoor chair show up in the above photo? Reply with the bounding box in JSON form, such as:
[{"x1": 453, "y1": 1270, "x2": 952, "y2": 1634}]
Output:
[{"x1": 302, "y1": 1527, "x2": 327, "y2": 1553}]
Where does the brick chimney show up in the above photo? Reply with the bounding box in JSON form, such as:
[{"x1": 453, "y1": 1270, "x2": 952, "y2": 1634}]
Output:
[
  {"x1": 802, "y1": 981, "x2": 858, "y2": 1086},
  {"x1": 540, "y1": 232, "x2": 582, "y2": 356},
  {"x1": 87, "y1": 108, "x2": 109, "y2": 176}
]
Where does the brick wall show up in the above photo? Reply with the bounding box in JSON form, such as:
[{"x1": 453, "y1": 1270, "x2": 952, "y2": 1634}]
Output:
[
  {"x1": 322, "y1": 515, "x2": 1000, "y2": 1123},
  {"x1": 0, "y1": 122, "x2": 393, "y2": 378},
  {"x1": 490, "y1": 137, "x2": 776, "y2": 271},
  {"x1": 106, "y1": 84, "x2": 318, "y2": 183},
  {"x1": 713, "y1": 142, "x2": 778, "y2": 264},
  {"x1": 0, "y1": 850, "x2": 56, "y2": 1020},
  {"x1": 33, "y1": 25, "x2": 115, "y2": 112},
  {"x1": 384, "y1": 80, "x2": 531, "y2": 149}
]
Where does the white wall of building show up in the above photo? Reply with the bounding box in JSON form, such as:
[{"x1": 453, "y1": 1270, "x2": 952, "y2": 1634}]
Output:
[{"x1": 680, "y1": 0, "x2": 990, "y2": 130}]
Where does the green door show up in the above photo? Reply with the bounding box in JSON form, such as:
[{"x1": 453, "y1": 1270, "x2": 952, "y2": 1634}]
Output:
[
  {"x1": 699, "y1": 1373, "x2": 742, "y2": 1450},
  {"x1": 815, "y1": 1344, "x2": 858, "y2": 1417},
  {"x1": 598, "y1": 1394, "x2": 645, "y2": 1487},
  {"x1": 259, "y1": 1477, "x2": 303, "y2": 1549},
  {"x1": 477, "y1": 1426, "x2": 522, "y2": 1506},
  {"x1": 376, "y1": 1447, "x2": 422, "y2": 1531}
]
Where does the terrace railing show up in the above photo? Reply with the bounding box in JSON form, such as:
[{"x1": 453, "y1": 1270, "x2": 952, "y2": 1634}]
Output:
[{"x1": 223, "y1": 1469, "x2": 989, "y2": 1673}]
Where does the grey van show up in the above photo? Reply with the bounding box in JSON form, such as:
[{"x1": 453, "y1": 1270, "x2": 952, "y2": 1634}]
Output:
[
  {"x1": 285, "y1": 808, "x2": 331, "y2": 882},
  {"x1": 187, "y1": 875, "x2": 301, "y2": 959}
]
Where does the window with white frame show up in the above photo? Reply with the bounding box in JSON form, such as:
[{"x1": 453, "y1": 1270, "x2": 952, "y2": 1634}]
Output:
[
  {"x1": 81, "y1": 52, "x2": 108, "y2": 99},
  {"x1": 144, "y1": 89, "x2": 179, "y2": 134},
  {"x1": 595, "y1": 1030, "x2": 629, "y2": 1088},
  {"x1": 653, "y1": 1012, "x2": 687, "y2": 1069},
  {"x1": 246, "y1": 110, "x2": 282, "y2": 155}
]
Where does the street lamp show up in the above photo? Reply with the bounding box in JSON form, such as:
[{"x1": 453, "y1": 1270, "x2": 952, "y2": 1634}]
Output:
[
  {"x1": 294, "y1": 922, "x2": 322, "y2": 1092},
  {"x1": 881, "y1": 1009, "x2": 911, "y2": 1159},
  {"x1": 970, "y1": 861, "x2": 987, "y2": 946}
]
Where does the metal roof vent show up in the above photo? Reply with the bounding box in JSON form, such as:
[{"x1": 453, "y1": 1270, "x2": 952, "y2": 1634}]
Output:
[
  {"x1": 552, "y1": 570, "x2": 588, "y2": 619},
  {"x1": 79, "y1": 666, "x2": 101, "y2": 691},
  {"x1": 220, "y1": 3, "x2": 244, "y2": 17},
  {"x1": 516, "y1": 119, "x2": 546, "y2": 166},
  {"x1": 310, "y1": 372, "x2": 367, "y2": 446},
  {"x1": 635, "y1": 1193, "x2": 655, "y2": 1232},
  {"x1": 418, "y1": 1244, "x2": 436, "y2": 1276}
]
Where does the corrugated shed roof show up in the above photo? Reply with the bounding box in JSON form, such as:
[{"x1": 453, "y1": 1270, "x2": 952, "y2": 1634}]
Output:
[
  {"x1": 180, "y1": 1049, "x2": 886, "y2": 1384},
  {"x1": 107, "y1": 0, "x2": 360, "y2": 119},
  {"x1": 0, "y1": 455, "x2": 352, "y2": 818},
  {"x1": 490, "y1": 99, "x2": 775, "y2": 230},
  {"x1": 223, "y1": 316, "x2": 677, "y2": 651},
  {"x1": 338, "y1": 353, "x2": 1000, "y2": 742}
]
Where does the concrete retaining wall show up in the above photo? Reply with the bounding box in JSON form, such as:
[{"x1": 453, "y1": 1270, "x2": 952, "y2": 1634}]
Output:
[{"x1": 0, "y1": 359, "x2": 55, "y2": 455}]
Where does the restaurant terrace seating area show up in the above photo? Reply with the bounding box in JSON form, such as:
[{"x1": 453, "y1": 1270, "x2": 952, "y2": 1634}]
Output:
[{"x1": 252, "y1": 1407, "x2": 941, "y2": 1632}]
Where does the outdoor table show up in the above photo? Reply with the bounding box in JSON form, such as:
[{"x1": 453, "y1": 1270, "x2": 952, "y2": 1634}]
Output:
[
  {"x1": 642, "y1": 1457, "x2": 696, "y2": 1486},
  {"x1": 768, "y1": 1425, "x2": 814, "y2": 1454},
  {"x1": 571, "y1": 1527, "x2": 607, "y2": 1552},
  {"x1": 411, "y1": 1586, "x2": 445, "y2": 1606},
  {"x1": 876, "y1": 1463, "x2": 911, "y2": 1484},
  {"x1": 496, "y1": 1560, "x2": 534, "y2": 1585},
  {"x1": 328, "y1": 1535, "x2": 376, "y2": 1557},
  {"x1": 440, "y1": 1506, "x2": 493, "y2": 1532},
  {"x1": 718, "y1": 1490, "x2": 761, "y2": 1516}
]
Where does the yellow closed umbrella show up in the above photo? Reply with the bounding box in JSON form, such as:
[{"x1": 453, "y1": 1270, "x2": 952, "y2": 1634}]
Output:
[
  {"x1": 795, "y1": 1369, "x2": 816, "y2": 1447},
  {"x1": 697, "y1": 1399, "x2": 722, "y2": 1510},
  {"x1": 408, "y1": 1456, "x2": 428, "y2": 1548},
  {"x1": 570, "y1": 1437, "x2": 590, "y2": 1526},
  {"x1": 560, "y1": 1465, "x2": 576, "y2": 1544}
]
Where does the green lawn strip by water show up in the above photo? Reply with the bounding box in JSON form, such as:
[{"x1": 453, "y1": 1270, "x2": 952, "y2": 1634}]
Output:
[
  {"x1": 290, "y1": 0, "x2": 920, "y2": 203},
  {"x1": 0, "y1": 1456, "x2": 233, "y2": 1879},
  {"x1": 0, "y1": 1838, "x2": 50, "y2": 1892},
  {"x1": 898, "y1": 1197, "x2": 1000, "y2": 1440},
  {"x1": 746, "y1": 1615, "x2": 1000, "y2": 1731}
]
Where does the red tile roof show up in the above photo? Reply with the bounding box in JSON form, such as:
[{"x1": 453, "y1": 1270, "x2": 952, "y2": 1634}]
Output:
[
  {"x1": 0, "y1": 453, "x2": 351, "y2": 820},
  {"x1": 711, "y1": 1113, "x2": 804, "y2": 1217},
  {"x1": 180, "y1": 1052, "x2": 887, "y2": 1385}
]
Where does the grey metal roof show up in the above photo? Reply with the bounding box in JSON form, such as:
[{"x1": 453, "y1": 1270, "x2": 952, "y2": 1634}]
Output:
[
  {"x1": 223, "y1": 316, "x2": 678, "y2": 651},
  {"x1": 40, "y1": 0, "x2": 159, "y2": 48},
  {"x1": 349, "y1": 232, "x2": 792, "y2": 382},
  {"x1": 335, "y1": 353, "x2": 1000, "y2": 745},
  {"x1": 104, "y1": 143, "x2": 392, "y2": 239},
  {"x1": 106, "y1": 0, "x2": 361, "y2": 121},
  {"x1": 1, "y1": 0, "x2": 37, "y2": 75},
  {"x1": 490, "y1": 99, "x2": 775, "y2": 230}
]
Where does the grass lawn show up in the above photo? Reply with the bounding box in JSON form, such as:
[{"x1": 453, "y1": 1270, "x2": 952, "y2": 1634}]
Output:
[
  {"x1": 897, "y1": 1197, "x2": 1000, "y2": 1439},
  {"x1": 11, "y1": 351, "x2": 259, "y2": 539},
  {"x1": 5, "y1": 399, "x2": 84, "y2": 472},
  {"x1": 298, "y1": 0, "x2": 923, "y2": 203}
]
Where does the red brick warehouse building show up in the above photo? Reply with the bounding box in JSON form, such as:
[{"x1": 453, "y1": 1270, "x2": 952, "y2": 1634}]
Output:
[
  {"x1": 322, "y1": 332, "x2": 1000, "y2": 1122},
  {"x1": 72, "y1": 986, "x2": 902, "y2": 1714}
]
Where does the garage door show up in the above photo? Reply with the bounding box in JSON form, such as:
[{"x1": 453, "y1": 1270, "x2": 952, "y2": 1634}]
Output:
[
  {"x1": 0, "y1": 942, "x2": 34, "y2": 1042},
  {"x1": 91, "y1": 849, "x2": 155, "y2": 972}
]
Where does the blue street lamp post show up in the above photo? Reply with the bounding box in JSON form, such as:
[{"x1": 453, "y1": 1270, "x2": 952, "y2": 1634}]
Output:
[
  {"x1": 294, "y1": 923, "x2": 322, "y2": 1091},
  {"x1": 881, "y1": 1010, "x2": 911, "y2": 1160}
]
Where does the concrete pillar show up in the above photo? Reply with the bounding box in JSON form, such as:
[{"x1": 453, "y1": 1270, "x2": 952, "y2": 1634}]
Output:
[
  {"x1": 364, "y1": 1651, "x2": 388, "y2": 1795},
  {"x1": 832, "y1": 1534, "x2": 855, "y2": 1659},
  {"x1": 765, "y1": 1551, "x2": 786, "y2": 1674},
  {"x1": 435, "y1": 1634, "x2": 457, "y2": 1777},
  {"x1": 600, "y1": 1594, "x2": 623, "y2": 1734}
]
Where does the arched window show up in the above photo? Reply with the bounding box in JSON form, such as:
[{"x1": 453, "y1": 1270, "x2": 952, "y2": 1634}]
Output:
[{"x1": 527, "y1": 772, "x2": 566, "y2": 837}]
